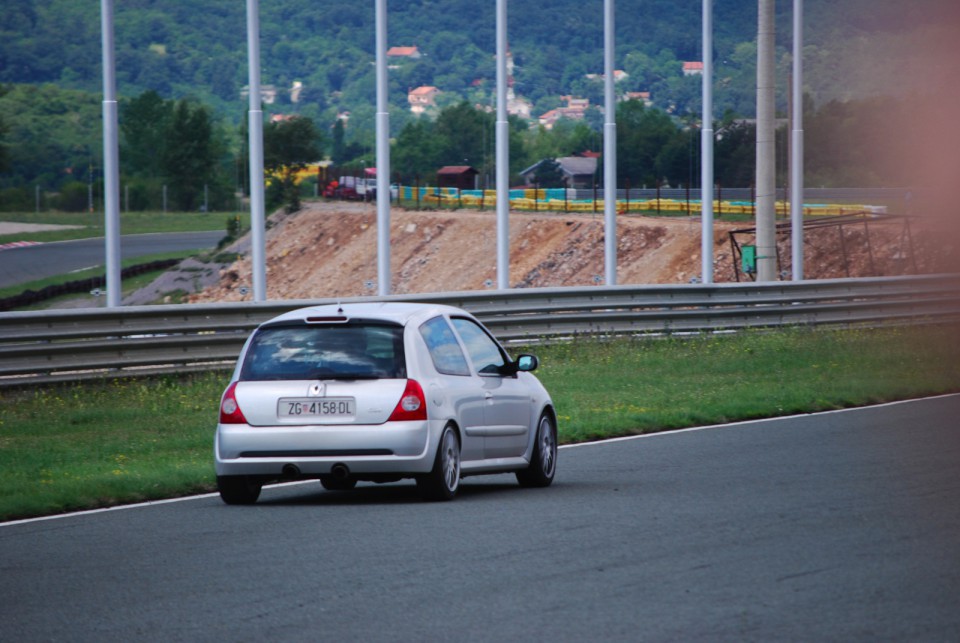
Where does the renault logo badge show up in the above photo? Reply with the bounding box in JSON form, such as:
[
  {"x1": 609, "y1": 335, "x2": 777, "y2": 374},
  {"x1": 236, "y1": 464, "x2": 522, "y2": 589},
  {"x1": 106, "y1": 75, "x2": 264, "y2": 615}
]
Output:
[{"x1": 308, "y1": 382, "x2": 325, "y2": 397}]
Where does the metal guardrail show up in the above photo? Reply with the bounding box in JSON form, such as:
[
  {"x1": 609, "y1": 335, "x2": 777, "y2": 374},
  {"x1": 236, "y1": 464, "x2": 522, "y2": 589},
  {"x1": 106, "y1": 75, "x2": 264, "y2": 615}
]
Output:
[{"x1": 1, "y1": 274, "x2": 959, "y2": 387}]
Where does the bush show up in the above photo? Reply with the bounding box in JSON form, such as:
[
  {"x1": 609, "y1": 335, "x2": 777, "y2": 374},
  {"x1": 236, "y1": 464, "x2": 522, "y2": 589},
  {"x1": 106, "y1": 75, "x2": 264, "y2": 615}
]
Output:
[
  {"x1": 0, "y1": 187, "x2": 30, "y2": 212},
  {"x1": 124, "y1": 178, "x2": 160, "y2": 211},
  {"x1": 55, "y1": 181, "x2": 92, "y2": 212}
]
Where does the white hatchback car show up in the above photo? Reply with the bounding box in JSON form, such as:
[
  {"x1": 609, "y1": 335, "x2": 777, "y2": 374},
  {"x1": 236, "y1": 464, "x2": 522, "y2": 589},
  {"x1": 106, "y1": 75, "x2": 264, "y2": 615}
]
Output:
[{"x1": 215, "y1": 302, "x2": 557, "y2": 503}]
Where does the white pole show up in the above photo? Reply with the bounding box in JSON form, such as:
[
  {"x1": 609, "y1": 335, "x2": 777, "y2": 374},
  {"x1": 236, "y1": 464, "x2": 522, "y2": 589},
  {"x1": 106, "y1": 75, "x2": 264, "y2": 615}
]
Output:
[
  {"x1": 701, "y1": 0, "x2": 715, "y2": 284},
  {"x1": 495, "y1": 0, "x2": 510, "y2": 290},
  {"x1": 603, "y1": 0, "x2": 617, "y2": 286},
  {"x1": 246, "y1": 0, "x2": 267, "y2": 301},
  {"x1": 100, "y1": 0, "x2": 121, "y2": 308},
  {"x1": 755, "y1": 0, "x2": 777, "y2": 282},
  {"x1": 791, "y1": 0, "x2": 804, "y2": 280},
  {"x1": 375, "y1": 0, "x2": 391, "y2": 296}
]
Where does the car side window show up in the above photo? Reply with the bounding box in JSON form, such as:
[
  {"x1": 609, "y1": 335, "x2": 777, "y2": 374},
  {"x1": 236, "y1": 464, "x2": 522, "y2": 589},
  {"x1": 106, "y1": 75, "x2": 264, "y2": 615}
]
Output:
[
  {"x1": 450, "y1": 317, "x2": 505, "y2": 375},
  {"x1": 419, "y1": 316, "x2": 471, "y2": 376}
]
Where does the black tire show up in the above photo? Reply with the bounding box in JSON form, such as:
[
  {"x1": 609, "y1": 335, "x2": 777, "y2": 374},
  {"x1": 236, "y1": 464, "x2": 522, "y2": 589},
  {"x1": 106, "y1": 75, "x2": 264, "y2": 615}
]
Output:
[
  {"x1": 516, "y1": 413, "x2": 557, "y2": 488},
  {"x1": 320, "y1": 477, "x2": 357, "y2": 491},
  {"x1": 417, "y1": 425, "x2": 461, "y2": 501},
  {"x1": 217, "y1": 475, "x2": 263, "y2": 505}
]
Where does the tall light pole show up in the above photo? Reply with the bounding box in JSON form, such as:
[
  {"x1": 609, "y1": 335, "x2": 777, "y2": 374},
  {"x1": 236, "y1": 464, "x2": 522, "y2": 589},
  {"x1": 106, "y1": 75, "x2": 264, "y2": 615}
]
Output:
[
  {"x1": 495, "y1": 0, "x2": 510, "y2": 290},
  {"x1": 100, "y1": 0, "x2": 121, "y2": 307},
  {"x1": 701, "y1": 0, "x2": 715, "y2": 284},
  {"x1": 755, "y1": 0, "x2": 777, "y2": 282},
  {"x1": 375, "y1": 0, "x2": 391, "y2": 296},
  {"x1": 246, "y1": 0, "x2": 267, "y2": 301},
  {"x1": 603, "y1": 0, "x2": 617, "y2": 286},
  {"x1": 790, "y1": 0, "x2": 804, "y2": 280}
]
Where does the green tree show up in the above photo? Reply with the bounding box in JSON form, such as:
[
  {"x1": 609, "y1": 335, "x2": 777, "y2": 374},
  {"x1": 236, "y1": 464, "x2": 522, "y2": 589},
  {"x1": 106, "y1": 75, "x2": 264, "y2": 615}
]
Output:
[
  {"x1": 0, "y1": 84, "x2": 102, "y2": 191},
  {"x1": 392, "y1": 119, "x2": 441, "y2": 182},
  {"x1": 330, "y1": 118, "x2": 346, "y2": 165},
  {"x1": 160, "y1": 100, "x2": 219, "y2": 211},
  {"x1": 120, "y1": 90, "x2": 171, "y2": 178},
  {"x1": 714, "y1": 120, "x2": 755, "y2": 188},
  {"x1": 434, "y1": 101, "x2": 491, "y2": 170},
  {"x1": 616, "y1": 100, "x2": 681, "y2": 187},
  {"x1": 530, "y1": 159, "x2": 565, "y2": 188},
  {"x1": 0, "y1": 88, "x2": 9, "y2": 174},
  {"x1": 263, "y1": 115, "x2": 323, "y2": 212}
]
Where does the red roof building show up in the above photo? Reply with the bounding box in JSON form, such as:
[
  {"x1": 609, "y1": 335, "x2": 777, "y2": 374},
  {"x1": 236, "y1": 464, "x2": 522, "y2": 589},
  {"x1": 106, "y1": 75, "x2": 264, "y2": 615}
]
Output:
[
  {"x1": 387, "y1": 46, "x2": 421, "y2": 59},
  {"x1": 408, "y1": 86, "x2": 440, "y2": 114},
  {"x1": 436, "y1": 166, "x2": 479, "y2": 191}
]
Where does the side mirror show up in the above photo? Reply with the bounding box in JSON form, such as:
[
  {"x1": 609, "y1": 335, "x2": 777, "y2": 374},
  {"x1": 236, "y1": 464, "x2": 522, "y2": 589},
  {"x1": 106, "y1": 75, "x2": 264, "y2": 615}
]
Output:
[
  {"x1": 497, "y1": 354, "x2": 539, "y2": 376},
  {"x1": 516, "y1": 354, "x2": 539, "y2": 372}
]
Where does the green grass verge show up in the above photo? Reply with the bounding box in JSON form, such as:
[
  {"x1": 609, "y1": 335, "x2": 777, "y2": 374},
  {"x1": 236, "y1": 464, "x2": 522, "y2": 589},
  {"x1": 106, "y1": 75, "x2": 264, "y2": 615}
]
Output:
[
  {"x1": 535, "y1": 325, "x2": 960, "y2": 442},
  {"x1": 1, "y1": 325, "x2": 958, "y2": 521},
  {"x1": 0, "y1": 210, "x2": 249, "y2": 244}
]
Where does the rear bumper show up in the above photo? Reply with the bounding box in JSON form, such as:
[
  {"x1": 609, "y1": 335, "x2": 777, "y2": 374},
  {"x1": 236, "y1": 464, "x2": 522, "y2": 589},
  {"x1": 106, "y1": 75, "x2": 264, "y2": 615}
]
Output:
[{"x1": 214, "y1": 419, "x2": 435, "y2": 477}]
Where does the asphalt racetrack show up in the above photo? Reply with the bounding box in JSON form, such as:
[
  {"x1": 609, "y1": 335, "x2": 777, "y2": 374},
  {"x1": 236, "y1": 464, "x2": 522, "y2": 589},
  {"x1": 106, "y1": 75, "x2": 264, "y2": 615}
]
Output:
[
  {"x1": 0, "y1": 231, "x2": 223, "y2": 289},
  {"x1": 2, "y1": 395, "x2": 959, "y2": 641}
]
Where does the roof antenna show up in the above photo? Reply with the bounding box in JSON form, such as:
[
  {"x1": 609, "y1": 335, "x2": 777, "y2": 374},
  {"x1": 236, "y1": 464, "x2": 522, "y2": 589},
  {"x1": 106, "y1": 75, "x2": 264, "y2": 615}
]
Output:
[{"x1": 336, "y1": 298, "x2": 343, "y2": 314}]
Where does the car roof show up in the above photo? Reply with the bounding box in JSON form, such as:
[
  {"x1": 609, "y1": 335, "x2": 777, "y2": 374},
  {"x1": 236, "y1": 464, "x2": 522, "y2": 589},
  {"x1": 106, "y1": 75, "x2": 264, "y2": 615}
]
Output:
[{"x1": 261, "y1": 301, "x2": 470, "y2": 327}]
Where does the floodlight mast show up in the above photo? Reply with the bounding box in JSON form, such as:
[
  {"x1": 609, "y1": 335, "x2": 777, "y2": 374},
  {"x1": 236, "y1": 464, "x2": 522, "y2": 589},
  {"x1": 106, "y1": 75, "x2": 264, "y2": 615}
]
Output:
[
  {"x1": 791, "y1": 0, "x2": 805, "y2": 281},
  {"x1": 375, "y1": 0, "x2": 391, "y2": 296},
  {"x1": 701, "y1": 0, "x2": 715, "y2": 284},
  {"x1": 603, "y1": 0, "x2": 617, "y2": 286},
  {"x1": 755, "y1": 0, "x2": 777, "y2": 282},
  {"x1": 495, "y1": 0, "x2": 510, "y2": 290},
  {"x1": 101, "y1": 0, "x2": 121, "y2": 307},
  {"x1": 246, "y1": 0, "x2": 267, "y2": 301}
]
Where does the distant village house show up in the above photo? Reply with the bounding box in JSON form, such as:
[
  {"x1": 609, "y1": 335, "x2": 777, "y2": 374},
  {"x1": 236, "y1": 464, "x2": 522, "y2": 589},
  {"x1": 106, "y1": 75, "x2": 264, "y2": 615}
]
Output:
[
  {"x1": 387, "y1": 46, "x2": 421, "y2": 59},
  {"x1": 520, "y1": 156, "x2": 598, "y2": 190},
  {"x1": 538, "y1": 96, "x2": 590, "y2": 130},
  {"x1": 437, "y1": 166, "x2": 479, "y2": 191},
  {"x1": 623, "y1": 91, "x2": 652, "y2": 106},
  {"x1": 240, "y1": 84, "x2": 278, "y2": 104},
  {"x1": 585, "y1": 70, "x2": 629, "y2": 83},
  {"x1": 408, "y1": 86, "x2": 440, "y2": 114}
]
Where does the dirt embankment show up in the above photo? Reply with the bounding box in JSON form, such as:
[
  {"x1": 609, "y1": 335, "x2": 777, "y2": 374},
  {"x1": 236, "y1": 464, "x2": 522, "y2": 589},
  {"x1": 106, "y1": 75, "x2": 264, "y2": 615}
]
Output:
[
  {"x1": 188, "y1": 201, "x2": 950, "y2": 303},
  {"x1": 188, "y1": 202, "x2": 742, "y2": 302}
]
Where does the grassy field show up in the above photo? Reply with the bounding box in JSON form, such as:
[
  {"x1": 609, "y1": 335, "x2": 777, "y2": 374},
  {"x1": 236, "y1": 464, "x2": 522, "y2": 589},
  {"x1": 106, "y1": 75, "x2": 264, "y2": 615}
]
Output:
[
  {"x1": 0, "y1": 210, "x2": 249, "y2": 245},
  {"x1": 1, "y1": 325, "x2": 958, "y2": 522}
]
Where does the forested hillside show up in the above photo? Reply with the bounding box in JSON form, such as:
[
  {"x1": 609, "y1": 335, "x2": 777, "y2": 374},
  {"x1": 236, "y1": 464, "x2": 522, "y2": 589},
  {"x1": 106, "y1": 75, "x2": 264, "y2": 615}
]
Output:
[
  {"x1": 1, "y1": 0, "x2": 957, "y2": 208},
  {"x1": 1, "y1": 0, "x2": 953, "y2": 122}
]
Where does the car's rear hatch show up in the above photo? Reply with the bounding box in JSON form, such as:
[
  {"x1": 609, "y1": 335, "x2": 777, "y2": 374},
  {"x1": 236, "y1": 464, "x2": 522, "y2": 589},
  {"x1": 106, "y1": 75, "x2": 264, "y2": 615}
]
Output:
[{"x1": 234, "y1": 318, "x2": 410, "y2": 427}]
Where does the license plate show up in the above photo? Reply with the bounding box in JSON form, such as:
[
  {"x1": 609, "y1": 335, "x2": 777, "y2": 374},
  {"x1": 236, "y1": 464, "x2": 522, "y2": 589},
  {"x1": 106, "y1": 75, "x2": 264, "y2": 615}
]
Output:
[{"x1": 278, "y1": 398, "x2": 356, "y2": 419}]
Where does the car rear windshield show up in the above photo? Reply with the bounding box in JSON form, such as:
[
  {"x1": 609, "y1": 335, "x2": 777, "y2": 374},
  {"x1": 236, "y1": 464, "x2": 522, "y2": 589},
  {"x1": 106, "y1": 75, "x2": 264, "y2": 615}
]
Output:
[{"x1": 239, "y1": 321, "x2": 406, "y2": 381}]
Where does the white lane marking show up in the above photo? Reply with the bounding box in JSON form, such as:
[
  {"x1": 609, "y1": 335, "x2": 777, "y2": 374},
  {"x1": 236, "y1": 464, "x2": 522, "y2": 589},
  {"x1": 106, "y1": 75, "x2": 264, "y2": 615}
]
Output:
[
  {"x1": 559, "y1": 392, "x2": 960, "y2": 449},
  {"x1": 3, "y1": 393, "x2": 957, "y2": 528}
]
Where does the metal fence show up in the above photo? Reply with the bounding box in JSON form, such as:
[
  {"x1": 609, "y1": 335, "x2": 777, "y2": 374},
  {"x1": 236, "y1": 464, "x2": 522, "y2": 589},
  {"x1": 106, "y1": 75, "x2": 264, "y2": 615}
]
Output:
[{"x1": 2, "y1": 274, "x2": 959, "y2": 387}]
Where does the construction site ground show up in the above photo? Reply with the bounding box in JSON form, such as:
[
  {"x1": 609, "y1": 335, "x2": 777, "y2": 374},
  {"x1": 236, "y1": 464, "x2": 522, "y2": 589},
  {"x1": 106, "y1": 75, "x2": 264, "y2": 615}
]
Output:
[{"x1": 182, "y1": 200, "x2": 947, "y2": 304}]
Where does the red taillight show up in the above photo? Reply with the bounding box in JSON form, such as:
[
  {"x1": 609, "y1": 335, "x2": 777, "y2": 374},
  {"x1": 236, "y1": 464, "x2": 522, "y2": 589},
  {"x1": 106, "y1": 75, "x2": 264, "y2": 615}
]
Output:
[
  {"x1": 219, "y1": 382, "x2": 248, "y2": 424},
  {"x1": 388, "y1": 379, "x2": 427, "y2": 422}
]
